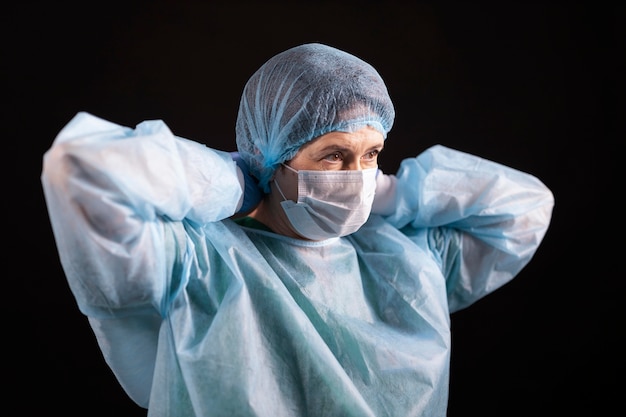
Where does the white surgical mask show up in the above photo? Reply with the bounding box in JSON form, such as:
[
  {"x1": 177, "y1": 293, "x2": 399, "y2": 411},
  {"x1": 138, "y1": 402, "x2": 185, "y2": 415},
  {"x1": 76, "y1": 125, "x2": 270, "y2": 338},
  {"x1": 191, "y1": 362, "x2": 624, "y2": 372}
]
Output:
[{"x1": 274, "y1": 164, "x2": 378, "y2": 240}]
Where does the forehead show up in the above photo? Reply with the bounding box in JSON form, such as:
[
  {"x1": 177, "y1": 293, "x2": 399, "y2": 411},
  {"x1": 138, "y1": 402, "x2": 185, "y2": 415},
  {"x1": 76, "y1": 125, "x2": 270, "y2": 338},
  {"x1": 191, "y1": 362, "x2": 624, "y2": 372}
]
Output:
[{"x1": 300, "y1": 126, "x2": 384, "y2": 152}]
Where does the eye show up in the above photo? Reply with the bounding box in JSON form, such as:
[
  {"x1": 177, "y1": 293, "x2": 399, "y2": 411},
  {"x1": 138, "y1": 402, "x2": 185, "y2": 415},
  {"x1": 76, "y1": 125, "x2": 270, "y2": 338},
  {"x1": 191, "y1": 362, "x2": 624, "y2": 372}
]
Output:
[
  {"x1": 362, "y1": 149, "x2": 380, "y2": 161},
  {"x1": 323, "y1": 152, "x2": 343, "y2": 162}
]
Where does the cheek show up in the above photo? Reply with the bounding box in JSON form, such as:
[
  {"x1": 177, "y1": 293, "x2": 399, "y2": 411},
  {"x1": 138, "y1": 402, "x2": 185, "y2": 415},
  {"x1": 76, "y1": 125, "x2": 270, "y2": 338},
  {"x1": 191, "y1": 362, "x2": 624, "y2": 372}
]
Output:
[{"x1": 273, "y1": 169, "x2": 299, "y2": 201}]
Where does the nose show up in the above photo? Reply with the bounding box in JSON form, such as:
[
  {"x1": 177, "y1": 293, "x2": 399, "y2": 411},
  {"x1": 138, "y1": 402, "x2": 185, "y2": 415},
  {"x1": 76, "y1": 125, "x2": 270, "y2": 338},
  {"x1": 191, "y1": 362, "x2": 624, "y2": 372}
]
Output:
[{"x1": 344, "y1": 158, "x2": 363, "y2": 171}]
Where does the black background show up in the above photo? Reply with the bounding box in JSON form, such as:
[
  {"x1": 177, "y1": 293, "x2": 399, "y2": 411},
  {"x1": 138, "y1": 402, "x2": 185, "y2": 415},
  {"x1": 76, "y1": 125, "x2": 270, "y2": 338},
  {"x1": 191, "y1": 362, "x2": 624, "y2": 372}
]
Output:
[{"x1": 3, "y1": 1, "x2": 622, "y2": 415}]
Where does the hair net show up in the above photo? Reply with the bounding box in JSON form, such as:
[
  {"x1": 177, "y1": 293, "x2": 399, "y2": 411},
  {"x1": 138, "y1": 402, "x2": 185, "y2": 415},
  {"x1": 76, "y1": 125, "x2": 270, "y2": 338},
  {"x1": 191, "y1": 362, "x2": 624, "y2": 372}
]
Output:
[{"x1": 235, "y1": 43, "x2": 395, "y2": 193}]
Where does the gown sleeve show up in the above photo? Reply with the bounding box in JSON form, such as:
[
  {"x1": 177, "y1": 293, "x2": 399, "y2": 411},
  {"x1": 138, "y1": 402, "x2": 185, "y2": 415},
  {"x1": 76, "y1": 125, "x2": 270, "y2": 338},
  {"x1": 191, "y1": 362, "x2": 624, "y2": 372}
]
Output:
[
  {"x1": 384, "y1": 144, "x2": 555, "y2": 312},
  {"x1": 41, "y1": 112, "x2": 243, "y2": 406}
]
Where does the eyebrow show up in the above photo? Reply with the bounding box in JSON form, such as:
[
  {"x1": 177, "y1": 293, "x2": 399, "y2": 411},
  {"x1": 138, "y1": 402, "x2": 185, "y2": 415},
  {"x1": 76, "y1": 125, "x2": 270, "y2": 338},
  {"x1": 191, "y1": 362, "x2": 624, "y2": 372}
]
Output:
[{"x1": 315, "y1": 143, "x2": 385, "y2": 155}]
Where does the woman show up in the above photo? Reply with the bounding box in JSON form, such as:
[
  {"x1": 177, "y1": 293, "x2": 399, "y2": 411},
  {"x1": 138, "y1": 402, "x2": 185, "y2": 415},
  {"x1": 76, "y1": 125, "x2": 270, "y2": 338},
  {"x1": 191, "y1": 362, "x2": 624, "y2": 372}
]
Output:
[{"x1": 41, "y1": 43, "x2": 554, "y2": 416}]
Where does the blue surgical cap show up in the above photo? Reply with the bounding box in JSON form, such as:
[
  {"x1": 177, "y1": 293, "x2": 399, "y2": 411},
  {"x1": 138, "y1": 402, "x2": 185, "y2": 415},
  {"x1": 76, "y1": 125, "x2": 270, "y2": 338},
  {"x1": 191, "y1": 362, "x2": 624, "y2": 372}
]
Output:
[{"x1": 235, "y1": 43, "x2": 395, "y2": 193}]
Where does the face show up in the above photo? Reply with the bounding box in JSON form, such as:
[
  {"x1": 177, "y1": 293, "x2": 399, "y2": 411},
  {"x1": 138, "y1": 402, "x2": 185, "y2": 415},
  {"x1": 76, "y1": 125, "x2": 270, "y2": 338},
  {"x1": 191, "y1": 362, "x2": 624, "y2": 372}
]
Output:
[
  {"x1": 290, "y1": 126, "x2": 384, "y2": 170},
  {"x1": 272, "y1": 126, "x2": 385, "y2": 202}
]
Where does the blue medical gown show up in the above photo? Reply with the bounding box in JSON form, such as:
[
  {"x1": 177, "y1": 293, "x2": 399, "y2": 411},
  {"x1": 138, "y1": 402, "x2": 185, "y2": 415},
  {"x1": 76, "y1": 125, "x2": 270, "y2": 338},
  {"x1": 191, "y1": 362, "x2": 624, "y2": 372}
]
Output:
[{"x1": 41, "y1": 112, "x2": 554, "y2": 416}]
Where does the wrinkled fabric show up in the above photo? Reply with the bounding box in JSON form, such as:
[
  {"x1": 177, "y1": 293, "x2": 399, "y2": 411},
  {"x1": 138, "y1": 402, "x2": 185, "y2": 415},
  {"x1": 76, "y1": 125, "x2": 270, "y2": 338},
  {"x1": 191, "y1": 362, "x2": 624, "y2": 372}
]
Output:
[
  {"x1": 236, "y1": 43, "x2": 395, "y2": 192},
  {"x1": 275, "y1": 165, "x2": 378, "y2": 240},
  {"x1": 41, "y1": 112, "x2": 554, "y2": 416}
]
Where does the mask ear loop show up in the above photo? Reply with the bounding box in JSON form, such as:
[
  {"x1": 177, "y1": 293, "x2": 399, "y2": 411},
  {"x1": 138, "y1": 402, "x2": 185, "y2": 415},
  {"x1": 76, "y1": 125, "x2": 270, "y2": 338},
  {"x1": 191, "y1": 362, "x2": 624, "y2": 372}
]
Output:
[
  {"x1": 274, "y1": 179, "x2": 288, "y2": 202},
  {"x1": 274, "y1": 164, "x2": 295, "y2": 202},
  {"x1": 281, "y1": 163, "x2": 299, "y2": 175}
]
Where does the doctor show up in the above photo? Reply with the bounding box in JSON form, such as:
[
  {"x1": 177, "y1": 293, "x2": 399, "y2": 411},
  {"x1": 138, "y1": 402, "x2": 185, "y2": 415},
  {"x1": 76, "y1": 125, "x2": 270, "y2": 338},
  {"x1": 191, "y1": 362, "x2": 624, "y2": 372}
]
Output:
[{"x1": 42, "y1": 42, "x2": 554, "y2": 416}]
